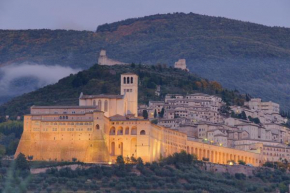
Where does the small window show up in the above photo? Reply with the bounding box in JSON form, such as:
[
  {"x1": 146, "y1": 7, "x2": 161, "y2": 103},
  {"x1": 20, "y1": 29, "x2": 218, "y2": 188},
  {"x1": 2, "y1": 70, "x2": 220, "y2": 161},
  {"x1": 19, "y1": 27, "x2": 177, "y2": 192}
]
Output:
[
  {"x1": 96, "y1": 124, "x2": 100, "y2": 130},
  {"x1": 123, "y1": 77, "x2": 126, "y2": 84},
  {"x1": 127, "y1": 77, "x2": 130, "y2": 84},
  {"x1": 140, "y1": 130, "x2": 146, "y2": 135},
  {"x1": 131, "y1": 77, "x2": 133, "y2": 84}
]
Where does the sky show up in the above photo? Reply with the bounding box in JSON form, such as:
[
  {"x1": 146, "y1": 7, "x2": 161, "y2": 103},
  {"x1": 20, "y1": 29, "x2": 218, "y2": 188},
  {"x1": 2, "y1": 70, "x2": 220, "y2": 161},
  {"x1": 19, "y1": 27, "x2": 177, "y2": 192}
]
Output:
[{"x1": 0, "y1": 0, "x2": 290, "y2": 31}]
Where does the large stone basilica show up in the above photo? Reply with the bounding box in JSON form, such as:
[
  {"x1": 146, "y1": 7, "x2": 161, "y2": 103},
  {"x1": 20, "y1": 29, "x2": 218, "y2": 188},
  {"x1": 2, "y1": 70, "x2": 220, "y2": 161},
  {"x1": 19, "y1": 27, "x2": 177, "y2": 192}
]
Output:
[{"x1": 15, "y1": 73, "x2": 261, "y2": 166}]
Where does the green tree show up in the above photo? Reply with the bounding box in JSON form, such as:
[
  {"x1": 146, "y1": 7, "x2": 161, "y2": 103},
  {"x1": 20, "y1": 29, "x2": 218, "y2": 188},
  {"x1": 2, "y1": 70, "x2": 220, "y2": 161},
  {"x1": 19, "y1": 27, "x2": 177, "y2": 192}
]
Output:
[
  {"x1": 143, "y1": 110, "x2": 148, "y2": 119},
  {"x1": 159, "y1": 108, "x2": 165, "y2": 118},
  {"x1": 238, "y1": 160, "x2": 246, "y2": 165},
  {"x1": 116, "y1": 155, "x2": 125, "y2": 165},
  {"x1": 0, "y1": 144, "x2": 6, "y2": 156},
  {"x1": 15, "y1": 153, "x2": 30, "y2": 170},
  {"x1": 240, "y1": 111, "x2": 247, "y2": 120}
]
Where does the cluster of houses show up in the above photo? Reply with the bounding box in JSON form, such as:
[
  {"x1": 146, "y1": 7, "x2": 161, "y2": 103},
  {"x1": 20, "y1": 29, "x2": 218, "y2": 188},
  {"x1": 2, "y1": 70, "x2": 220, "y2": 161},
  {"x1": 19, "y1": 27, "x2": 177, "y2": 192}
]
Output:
[{"x1": 138, "y1": 93, "x2": 290, "y2": 163}]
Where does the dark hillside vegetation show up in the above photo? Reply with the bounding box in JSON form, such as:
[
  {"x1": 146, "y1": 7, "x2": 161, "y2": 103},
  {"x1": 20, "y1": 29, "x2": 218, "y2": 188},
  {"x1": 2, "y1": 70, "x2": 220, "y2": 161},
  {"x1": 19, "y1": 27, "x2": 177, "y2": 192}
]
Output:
[
  {"x1": 1, "y1": 13, "x2": 290, "y2": 109},
  {"x1": 1, "y1": 152, "x2": 288, "y2": 192},
  {"x1": 0, "y1": 64, "x2": 245, "y2": 118}
]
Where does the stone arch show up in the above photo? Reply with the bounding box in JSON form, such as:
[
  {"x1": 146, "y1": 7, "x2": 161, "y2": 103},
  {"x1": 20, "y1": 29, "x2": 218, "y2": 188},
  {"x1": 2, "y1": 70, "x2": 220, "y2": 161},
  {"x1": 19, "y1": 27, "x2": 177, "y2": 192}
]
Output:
[
  {"x1": 131, "y1": 127, "x2": 137, "y2": 135},
  {"x1": 119, "y1": 142, "x2": 123, "y2": 156},
  {"x1": 110, "y1": 127, "x2": 116, "y2": 135},
  {"x1": 111, "y1": 142, "x2": 115, "y2": 156},
  {"x1": 95, "y1": 124, "x2": 100, "y2": 130},
  {"x1": 130, "y1": 138, "x2": 137, "y2": 157},
  {"x1": 117, "y1": 127, "x2": 123, "y2": 135},
  {"x1": 125, "y1": 127, "x2": 129, "y2": 135},
  {"x1": 104, "y1": 100, "x2": 108, "y2": 112},
  {"x1": 140, "y1": 130, "x2": 146, "y2": 135},
  {"x1": 98, "y1": 100, "x2": 102, "y2": 110}
]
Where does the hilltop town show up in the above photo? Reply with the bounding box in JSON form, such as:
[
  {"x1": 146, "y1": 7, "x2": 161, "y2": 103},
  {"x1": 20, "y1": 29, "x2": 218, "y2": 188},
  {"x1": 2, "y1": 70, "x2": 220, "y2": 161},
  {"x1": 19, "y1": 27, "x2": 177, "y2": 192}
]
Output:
[{"x1": 142, "y1": 93, "x2": 289, "y2": 163}]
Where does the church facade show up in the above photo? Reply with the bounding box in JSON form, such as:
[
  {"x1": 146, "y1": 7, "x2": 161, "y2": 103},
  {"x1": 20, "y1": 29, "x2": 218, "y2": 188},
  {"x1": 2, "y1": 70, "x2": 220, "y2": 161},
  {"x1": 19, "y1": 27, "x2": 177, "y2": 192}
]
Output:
[{"x1": 15, "y1": 73, "x2": 262, "y2": 166}]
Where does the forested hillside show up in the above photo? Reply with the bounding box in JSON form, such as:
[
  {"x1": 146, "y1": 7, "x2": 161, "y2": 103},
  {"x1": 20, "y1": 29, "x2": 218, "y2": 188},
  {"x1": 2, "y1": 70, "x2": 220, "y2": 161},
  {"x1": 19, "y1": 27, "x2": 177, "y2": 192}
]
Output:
[
  {"x1": 0, "y1": 64, "x2": 245, "y2": 118},
  {"x1": 1, "y1": 13, "x2": 290, "y2": 109}
]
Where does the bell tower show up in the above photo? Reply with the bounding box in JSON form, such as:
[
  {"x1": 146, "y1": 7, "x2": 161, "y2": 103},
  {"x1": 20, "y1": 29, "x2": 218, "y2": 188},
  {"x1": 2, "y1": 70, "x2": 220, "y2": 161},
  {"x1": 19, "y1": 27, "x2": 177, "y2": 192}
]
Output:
[{"x1": 121, "y1": 73, "x2": 138, "y2": 116}]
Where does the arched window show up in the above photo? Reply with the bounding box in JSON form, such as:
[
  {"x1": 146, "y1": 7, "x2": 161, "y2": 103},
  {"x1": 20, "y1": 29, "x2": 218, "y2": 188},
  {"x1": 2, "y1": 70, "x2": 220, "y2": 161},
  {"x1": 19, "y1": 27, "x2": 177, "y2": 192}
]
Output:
[
  {"x1": 140, "y1": 130, "x2": 146, "y2": 135},
  {"x1": 104, "y1": 100, "x2": 108, "y2": 111},
  {"x1": 123, "y1": 77, "x2": 126, "y2": 84},
  {"x1": 96, "y1": 124, "x2": 100, "y2": 130},
  {"x1": 125, "y1": 127, "x2": 129, "y2": 135},
  {"x1": 65, "y1": 116, "x2": 68, "y2": 119},
  {"x1": 98, "y1": 100, "x2": 102, "y2": 110},
  {"x1": 117, "y1": 127, "x2": 123, "y2": 135},
  {"x1": 127, "y1": 77, "x2": 130, "y2": 84},
  {"x1": 131, "y1": 127, "x2": 137, "y2": 135},
  {"x1": 59, "y1": 116, "x2": 62, "y2": 119},
  {"x1": 110, "y1": 127, "x2": 116, "y2": 135},
  {"x1": 131, "y1": 77, "x2": 133, "y2": 84},
  {"x1": 93, "y1": 100, "x2": 96, "y2": 106}
]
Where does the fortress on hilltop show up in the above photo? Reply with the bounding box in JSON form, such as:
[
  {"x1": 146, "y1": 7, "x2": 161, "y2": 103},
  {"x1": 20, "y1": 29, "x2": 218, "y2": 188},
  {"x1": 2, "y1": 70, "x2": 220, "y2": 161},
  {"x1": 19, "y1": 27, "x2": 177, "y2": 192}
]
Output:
[
  {"x1": 15, "y1": 73, "x2": 261, "y2": 165},
  {"x1": 174, "y1": 59, "x2": 189, "y2": 71},
  {"x1": 98, "y1": 50, "x2": 126, "y2": 66}
]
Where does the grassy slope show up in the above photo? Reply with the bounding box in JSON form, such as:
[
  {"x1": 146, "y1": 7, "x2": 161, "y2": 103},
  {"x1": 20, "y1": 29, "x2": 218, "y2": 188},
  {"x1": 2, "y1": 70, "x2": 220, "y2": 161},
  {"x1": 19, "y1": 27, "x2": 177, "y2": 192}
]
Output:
[
  {"x1": 0, "y1": 64, "x2": 244, "y2": 117},
  {"x1": 1, "y1": 13, "x2": 290, "y2": 109}
]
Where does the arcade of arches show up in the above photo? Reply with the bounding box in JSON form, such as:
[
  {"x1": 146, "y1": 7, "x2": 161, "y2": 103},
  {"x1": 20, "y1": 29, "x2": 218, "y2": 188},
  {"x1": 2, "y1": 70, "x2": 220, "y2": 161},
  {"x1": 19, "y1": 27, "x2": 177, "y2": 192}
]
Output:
[{"x1": 107, "y1": 124, "x2": 260, "y2": 166}]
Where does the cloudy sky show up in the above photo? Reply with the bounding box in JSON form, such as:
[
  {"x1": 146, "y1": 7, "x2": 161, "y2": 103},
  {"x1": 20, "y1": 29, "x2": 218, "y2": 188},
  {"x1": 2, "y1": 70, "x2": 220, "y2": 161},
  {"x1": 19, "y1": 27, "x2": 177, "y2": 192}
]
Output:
[{"x1": 0, "y1": 0, "x2": 289, "y2": 31}]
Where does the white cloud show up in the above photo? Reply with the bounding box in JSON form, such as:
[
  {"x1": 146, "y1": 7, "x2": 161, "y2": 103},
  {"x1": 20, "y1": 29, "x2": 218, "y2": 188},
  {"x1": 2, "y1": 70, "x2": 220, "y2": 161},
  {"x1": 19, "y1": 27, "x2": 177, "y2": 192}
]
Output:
[{"x1": 0, "y1": 63, "x2": 80, "y2": 96}]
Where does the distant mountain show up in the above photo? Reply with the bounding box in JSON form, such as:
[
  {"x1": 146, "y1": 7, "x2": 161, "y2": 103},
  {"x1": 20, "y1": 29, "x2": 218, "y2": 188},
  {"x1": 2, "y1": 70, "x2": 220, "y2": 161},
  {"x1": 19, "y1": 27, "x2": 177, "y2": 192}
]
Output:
[
  {"x1": 0, "y1": 64, "x2": 245, "y2": 118},
  {"x1": 1, "y1": 13, "x2": 290, "y2": 109}
]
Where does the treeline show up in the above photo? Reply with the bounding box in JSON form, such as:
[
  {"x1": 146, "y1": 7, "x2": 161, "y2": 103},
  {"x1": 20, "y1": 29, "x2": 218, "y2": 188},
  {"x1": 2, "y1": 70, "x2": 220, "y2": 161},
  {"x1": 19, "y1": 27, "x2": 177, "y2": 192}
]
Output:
[
  {"x1": 0, "y1": 64, "x2": 247, "y2": 118},
  {"x1": 0, "y1": 121, "x2": 23, "y2": 156},
  {"x1": 1, "y1": 151, "x2": 286, "y2": 192}
]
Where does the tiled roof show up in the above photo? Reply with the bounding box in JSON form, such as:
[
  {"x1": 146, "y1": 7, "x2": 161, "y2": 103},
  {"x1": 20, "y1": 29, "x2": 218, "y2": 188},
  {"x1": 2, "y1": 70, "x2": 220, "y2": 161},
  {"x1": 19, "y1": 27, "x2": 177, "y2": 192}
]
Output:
[
  {"x1": 80, "y1": 94, "x2": 124, "y2": 99},
  {"x1": 31, "y1": 106, "x2": 97, "y2": 109}
]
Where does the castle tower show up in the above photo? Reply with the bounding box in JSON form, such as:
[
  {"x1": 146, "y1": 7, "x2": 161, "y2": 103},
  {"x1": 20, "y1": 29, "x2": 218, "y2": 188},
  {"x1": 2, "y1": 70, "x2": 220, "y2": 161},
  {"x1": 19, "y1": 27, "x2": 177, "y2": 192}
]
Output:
[
  {"x1": 174, "y1": 59, "x2": 189, "y2": 71},
  {"x1": 98, "y1": 50, "x2": 107, "y2": 65},
  {"x1": 121, "y1": 73, "x2": 138, "y2": 116}
]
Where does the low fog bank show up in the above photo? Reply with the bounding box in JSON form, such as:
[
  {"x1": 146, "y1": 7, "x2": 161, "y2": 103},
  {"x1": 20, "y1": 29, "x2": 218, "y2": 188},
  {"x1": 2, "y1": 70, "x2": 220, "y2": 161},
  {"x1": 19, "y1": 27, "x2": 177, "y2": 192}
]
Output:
[{"x1": 0, "y1": 63, "x2": 80, "y2": 102}]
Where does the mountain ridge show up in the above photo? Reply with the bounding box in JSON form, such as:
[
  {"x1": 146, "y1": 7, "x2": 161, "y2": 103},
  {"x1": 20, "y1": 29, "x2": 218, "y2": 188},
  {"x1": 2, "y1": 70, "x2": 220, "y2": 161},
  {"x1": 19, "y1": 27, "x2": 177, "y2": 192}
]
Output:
[{"x1": 1, "y1": 12, "x2": 290, "y2": 109}]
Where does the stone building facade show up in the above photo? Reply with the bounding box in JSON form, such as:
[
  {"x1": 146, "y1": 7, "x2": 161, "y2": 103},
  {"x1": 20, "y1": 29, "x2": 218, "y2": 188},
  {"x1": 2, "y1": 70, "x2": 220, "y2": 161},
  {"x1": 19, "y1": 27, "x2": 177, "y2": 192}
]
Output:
[{"x1": 16, "y1": 73, "x2": 262, "y2": 166}]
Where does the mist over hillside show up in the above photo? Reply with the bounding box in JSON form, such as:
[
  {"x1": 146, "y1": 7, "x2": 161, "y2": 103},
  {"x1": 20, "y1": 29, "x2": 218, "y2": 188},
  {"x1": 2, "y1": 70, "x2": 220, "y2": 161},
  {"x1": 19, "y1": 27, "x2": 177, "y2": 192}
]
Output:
[
  {"x1": 0, "y1": 63, "x2": 80, "y2": 104},
  {"x1": 1, "y1": 13, "x2": 290, "y2": 109}
]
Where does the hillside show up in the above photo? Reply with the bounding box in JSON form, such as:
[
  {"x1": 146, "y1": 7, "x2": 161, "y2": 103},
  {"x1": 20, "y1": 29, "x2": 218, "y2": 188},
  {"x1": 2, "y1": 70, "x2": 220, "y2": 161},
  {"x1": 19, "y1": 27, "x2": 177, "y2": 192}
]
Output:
[
  {"x1": 5, "y1": 151, "x2": 290, "y2": 193},
  {"x1": 0, "y1": 64, "x2": 245, "y2": 118},
  {"x1": 1, "y1": 13, "x2": 290, "y2": 109}
]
